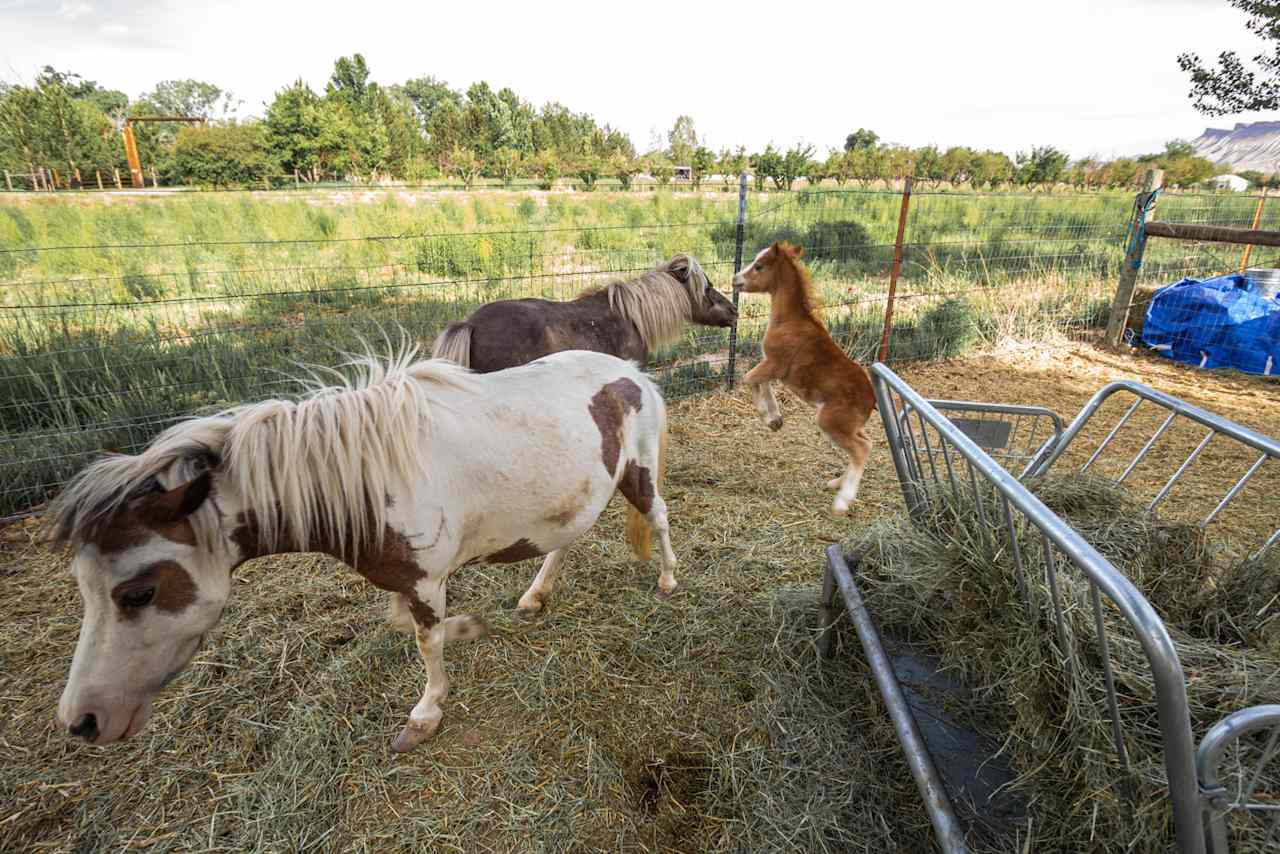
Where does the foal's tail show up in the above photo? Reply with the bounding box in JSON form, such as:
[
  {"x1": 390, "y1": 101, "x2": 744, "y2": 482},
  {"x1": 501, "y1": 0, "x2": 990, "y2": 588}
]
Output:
[
  {"x1": 431, "y1": 322, "x2": 473, "y2": 367},
  {"x1": 625, "y1": 409, "x2": 668, "y2": 562}
]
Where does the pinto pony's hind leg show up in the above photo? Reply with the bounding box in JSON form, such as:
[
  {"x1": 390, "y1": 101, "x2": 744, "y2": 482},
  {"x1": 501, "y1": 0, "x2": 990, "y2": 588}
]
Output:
[
  {"x1": 518, "y1": 549, "x2": 567, "y2": 613},
  {"x1": 818, "y1": 403, "x2": 872, "y2": 515}
]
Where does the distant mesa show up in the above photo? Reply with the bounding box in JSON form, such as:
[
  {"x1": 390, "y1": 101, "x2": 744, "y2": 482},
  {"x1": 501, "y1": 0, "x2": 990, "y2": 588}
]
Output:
[{"x1": 1192, "y1": 120, "x2": 1280, "y2": 173}]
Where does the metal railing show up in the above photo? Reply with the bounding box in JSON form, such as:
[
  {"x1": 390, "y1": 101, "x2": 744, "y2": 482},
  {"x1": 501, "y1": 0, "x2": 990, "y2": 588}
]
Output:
[{"x1": 1030, "y1": 380, "x2": 1280, "y2": 559}]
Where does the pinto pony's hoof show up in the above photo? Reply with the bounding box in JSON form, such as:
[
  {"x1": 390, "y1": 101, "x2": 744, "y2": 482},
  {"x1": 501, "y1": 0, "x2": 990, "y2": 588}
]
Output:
[
  {"x1": 655, "y1": 583, "x2": 678, "y2": 600},
  {"x1": 767, "y1": 416, "x2": 784, "y2": 432},
  {"x1": 392, "y1": 721, "x2": 439, "y2": 753}
]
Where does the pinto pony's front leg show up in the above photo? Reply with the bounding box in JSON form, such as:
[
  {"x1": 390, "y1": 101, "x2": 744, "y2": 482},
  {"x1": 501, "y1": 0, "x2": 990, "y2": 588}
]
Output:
[
  {"x1": 392, "y1": 579, "x2": 450, "y2": 753},
  {"x1": 742, "y1": 361, "x2": 783, "y2": 432}
]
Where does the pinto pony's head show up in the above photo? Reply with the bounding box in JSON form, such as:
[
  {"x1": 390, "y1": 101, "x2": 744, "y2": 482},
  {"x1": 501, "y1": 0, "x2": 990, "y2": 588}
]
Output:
[{"x1": 47, "y1": 440, "x2": 237, "y2": 746}]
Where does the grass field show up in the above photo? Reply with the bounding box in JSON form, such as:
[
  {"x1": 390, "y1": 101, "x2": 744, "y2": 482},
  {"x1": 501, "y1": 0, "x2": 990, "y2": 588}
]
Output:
[
  {"x1": 2, "y1": 340, "x2": 1277, "y2": 853},
  {"x1": 2, "y1": 185, "x2": 1279, "y2": 517}
]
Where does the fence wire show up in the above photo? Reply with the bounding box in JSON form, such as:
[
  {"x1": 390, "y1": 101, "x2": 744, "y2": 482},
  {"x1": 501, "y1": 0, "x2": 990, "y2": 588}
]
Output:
[{"x1": 0, "y1": 185, "x2": 1270, "y2": 516}]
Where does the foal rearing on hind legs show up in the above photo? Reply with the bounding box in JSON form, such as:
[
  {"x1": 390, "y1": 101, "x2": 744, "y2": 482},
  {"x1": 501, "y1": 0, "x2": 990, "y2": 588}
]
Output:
[{"x1": 733, "y1": 242, "x2": 876, "y2": 515}]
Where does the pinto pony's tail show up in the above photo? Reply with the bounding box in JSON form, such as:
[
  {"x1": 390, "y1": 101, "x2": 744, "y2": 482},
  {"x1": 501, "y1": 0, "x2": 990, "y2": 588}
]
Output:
[
  {"x1": 625, "y1": 413, "x2": 667, "y2": 562},
  {"x1": 431, "y1": 322, "x2": 473, "y2": 367}
]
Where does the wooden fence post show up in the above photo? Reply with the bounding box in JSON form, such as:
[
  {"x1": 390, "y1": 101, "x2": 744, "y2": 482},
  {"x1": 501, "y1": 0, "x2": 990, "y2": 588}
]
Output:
[
  {"x1": 73, "y1": 167, "x2": 82, "y2": 188},
  {"x1": 1104, "y1": 168, "x2": 1164, "y2": 348},
  {"x1": 96, "y1": 170, "x2": 104, "y2": 190},
  {"x1": 1239, "y1": 188, "x2": 1268, "y2": 273},
  {"x1": 113, "y1": 167, "x2": 122, "y2": 189},
  {"x1": 3, "y1": 170, "x2": 10, "y2": 192},
  {"x1": 149, "y1": 166, "x2": 159, "y2": 187},
  {"x1": 51, "y1": 167, "x2": 61, "y2": 190},
  {"x1": 878, "y1": 176, "x2": 914, "y2": 362}
]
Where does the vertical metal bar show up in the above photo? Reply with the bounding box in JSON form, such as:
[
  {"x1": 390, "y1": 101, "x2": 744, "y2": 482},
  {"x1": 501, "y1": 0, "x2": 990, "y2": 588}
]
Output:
[
  {"x1": 1002, "y1": 497, "x2": 1034, "y2": 616},
  {"x1": 915, "y1": 409, "x2": 942, "y2": 487},
  {"x1": 1148, "y1": 430, "x2": 1215, "y2": 513},
  {"x1": 878, "y1": 176, "x2": 913, "y2": 362},
  {"x1": 1042, "y1": 535, "x2": 1075, "y2": 677},
  {"x1": 727, "y1": 172, "x2": 748, "y2": 389},
  {"x1": 1116, "y1": 411, "x2": 1177, "y2": 485},
  {"x1": 1082, "y1": 398, "x2": 1143, "y2": 473},
  {"x1": 824, "y1": 546, "x2": 970, "y2": 854},
  {"x1": 967, "y1": 459, "x2": 993, "y2": 555},
  {"x1": 1239, "y1": 726, "x2": 1280, "y2": 807},
  {"x1": 1089, "y1": 581, "x2": 1134, "y2": 783},
  {"x1": 1204, "y1": 453, "x2": 1268, "y2": 526},
  {"x1": 1240, "y1": 189, "x2": 1268, "y2": 273}
]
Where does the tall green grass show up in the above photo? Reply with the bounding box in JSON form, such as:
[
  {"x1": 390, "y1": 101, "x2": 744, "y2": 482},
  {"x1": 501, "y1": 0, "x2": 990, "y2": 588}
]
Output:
[{"x1": 1, "y1": 186, "x2": 1266, "y2": 515}]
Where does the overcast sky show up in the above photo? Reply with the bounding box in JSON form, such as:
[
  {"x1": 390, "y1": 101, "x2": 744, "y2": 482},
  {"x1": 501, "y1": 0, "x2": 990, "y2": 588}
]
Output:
[{"x1": 2, "y1": 0, "x2": 1277, "y2": 160}]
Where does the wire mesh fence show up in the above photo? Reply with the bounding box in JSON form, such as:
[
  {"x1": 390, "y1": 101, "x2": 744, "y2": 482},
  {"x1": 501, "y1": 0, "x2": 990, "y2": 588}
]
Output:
[{"x1": 0, "y1": 183, "x2": 1271, "y2": 517}]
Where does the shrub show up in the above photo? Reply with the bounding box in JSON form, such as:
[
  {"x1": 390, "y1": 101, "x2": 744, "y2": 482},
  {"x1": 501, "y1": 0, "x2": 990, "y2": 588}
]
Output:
[{"x1": 171, "y1": 123, "x2": 277, "y2": 189}]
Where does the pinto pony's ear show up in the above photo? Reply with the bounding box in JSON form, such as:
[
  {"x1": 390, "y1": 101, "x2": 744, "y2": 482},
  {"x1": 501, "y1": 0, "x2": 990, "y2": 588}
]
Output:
[
  {"x1": 667, "y1": 254, "x2": 691, "y2": 283},
  {"x1": 138, "y1": 470, "x2": 213, "y2": 527}
]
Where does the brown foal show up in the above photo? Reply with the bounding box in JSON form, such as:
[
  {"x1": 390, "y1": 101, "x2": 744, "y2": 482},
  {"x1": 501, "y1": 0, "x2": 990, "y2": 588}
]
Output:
[{"x1": 732, "y1": 242, "x2": 876, "y2": 514}]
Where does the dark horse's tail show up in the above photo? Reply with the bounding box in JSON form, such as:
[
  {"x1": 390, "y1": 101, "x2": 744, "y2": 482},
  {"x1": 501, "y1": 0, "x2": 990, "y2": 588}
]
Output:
[{"x1": 431, "y1": 322, "x2": 473, "y2": 367}]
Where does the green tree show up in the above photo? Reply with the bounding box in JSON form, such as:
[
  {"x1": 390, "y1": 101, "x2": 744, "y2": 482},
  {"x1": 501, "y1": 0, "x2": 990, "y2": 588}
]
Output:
[
  {"x1": 608, "y1": 151, "x2": 641, "y2": 190},
  {"x1": 844, "y1": 128, "x2": 879, "y2": 151},
  {"x1": 532, "y1": 150, "x2": 560, "y2": 190},
  {"x1": 647, "y1": 152, "x2": 675, "y2": 188},
  {"x1": 1015, "y1": 146, "x2": 1068, "y2": 186},
  {"x1": 0, "y1": 70, "x2": 117, "y2": 178},
  {"x1": 803, "y1": 157, "x2": 826, "y2": 188},
  {"x1": 939, "y1": 146, "x2": 975, "y2": 186},
  {"x1": 137, "y1": 79, "x2": 237, "y2": 118},
  {"x1": 171, "y1": 122, "x2": 276, "y2": 188},
  {"x1": 447, "y1": 145, "x2": 482, "y2": 188},
  {"x1": 717, "y1": 146, "x2": 748, "y2": 190},
  {"x1": 1179, "y1": 1, "x2": 1280, "y2": 115},
  {"x1": 969, "y1": 151, "x2": 1014, "y2": 188},
  {"x1": 690, "y1": 145, "x2": 715, "y2": 189},
  {"x1": 573, "y1": 152, "x2": 603, "y2": 190},
  {"x1": 667, "y1": 115, "x2": 698, "y2": 165},
  {"x1": 825, "y1": 150, "x2": 852, "y2": 186},
  {"x1": 752, "y1": 145, "x2": 782, "y2": 190},
  {"x1": 326, "y1": 54, "x2": 374, "y2": 109},
  {"x1": 913, "y1": 145, "x2": 944, "y2": 186},
  {"x1": 1240, "y1": 169, "x2": 1268, "y2": 187},
  {"x1": 491, "y1": 146, "x2": 522, "y2": 185}
]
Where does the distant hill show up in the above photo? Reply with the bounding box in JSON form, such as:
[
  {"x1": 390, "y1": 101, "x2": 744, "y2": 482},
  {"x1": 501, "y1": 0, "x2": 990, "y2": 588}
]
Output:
[{"x1": 1192, "y1": 121, "x2": 1280, "y2": 173}]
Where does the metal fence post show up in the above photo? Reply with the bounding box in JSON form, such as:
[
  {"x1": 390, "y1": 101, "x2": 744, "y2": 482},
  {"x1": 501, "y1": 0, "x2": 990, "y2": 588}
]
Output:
[
  {"x1": 726, "y1": 172, "x2": 748, "y2": 389},
  {"x1": 1239, "y1": 188, "x2": 1268, "y2": 273},
  {"x1": 878, "y1": 176, "x2": 913, "y2": 363},
  {"x1": 1104, "y1": 168, "x2": 1163, "y2": 348}
]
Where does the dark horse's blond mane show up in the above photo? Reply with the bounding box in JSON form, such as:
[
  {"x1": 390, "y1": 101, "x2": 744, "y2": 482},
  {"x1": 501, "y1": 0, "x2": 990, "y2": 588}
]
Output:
[{"x1": 577, "y1": 254, "x2": 711, "y2": 350}]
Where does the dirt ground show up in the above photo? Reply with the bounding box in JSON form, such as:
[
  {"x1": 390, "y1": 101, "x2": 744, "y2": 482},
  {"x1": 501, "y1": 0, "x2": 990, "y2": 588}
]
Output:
[{"x1": 1, "y1": 336, "x2": 1276, "y2": 852}]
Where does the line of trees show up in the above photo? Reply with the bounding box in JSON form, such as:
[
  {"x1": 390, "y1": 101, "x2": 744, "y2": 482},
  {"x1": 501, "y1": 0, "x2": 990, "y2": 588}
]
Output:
[{"x1": 0, "y1": 58, "x2": 1264, "y2": 192}]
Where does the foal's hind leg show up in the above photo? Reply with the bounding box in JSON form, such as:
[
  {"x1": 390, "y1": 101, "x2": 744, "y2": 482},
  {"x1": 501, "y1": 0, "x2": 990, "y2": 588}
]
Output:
[
  {"x1": 818, "y1": 403, "x2": 872, "y2": 515},
  {"x1": 517, "y1": 549, "x2": 567, "y2": 613}
]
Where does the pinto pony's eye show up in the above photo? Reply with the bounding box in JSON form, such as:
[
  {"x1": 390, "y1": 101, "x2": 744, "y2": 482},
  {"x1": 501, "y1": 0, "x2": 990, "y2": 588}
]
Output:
[{"x1": 120, "y1": 587, "x2": 156, "y2": 609}]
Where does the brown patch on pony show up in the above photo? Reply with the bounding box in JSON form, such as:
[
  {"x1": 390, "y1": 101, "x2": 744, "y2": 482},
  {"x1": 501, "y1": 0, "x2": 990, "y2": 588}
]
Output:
[
  {"x1": 112, "y1": 560, "x2": 198, "y2": 620},
  {"x1": 485, "y1": 538, "x2": 544, "y2": 563},
  {"x1": 543, "y1": 480, "x2": 592, "y2": 527},
  {"x1": 588, "y1": 378, "x2": 644, "y2": 474},
  {"x1": 618, "y1": 460, "x2": 654, "y2": 515},
  {"x1": 230, "y1": 513, "x2": 434, "y2": 627},
  {"x1": 72, "y1": 472, "x2": 211, "y2": 555}
]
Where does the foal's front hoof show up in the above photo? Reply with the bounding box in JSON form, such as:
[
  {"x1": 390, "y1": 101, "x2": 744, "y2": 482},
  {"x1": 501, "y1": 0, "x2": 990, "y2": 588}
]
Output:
[
  {"x1": 392, "y1": 720, "x2": 439, "y2": 753},
  {"x1": 767, "y1": 416, "x2": 783, "y2": 432},
  {"x1": 831, "y1": 497, "x2": 852, "y2": 516}
]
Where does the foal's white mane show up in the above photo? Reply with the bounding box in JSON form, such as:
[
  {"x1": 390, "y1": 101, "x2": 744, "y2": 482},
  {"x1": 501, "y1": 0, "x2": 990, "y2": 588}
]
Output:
[
  {"x1": 49, "y1": 345, "x2": 476, "y2": 557},
  {"x1": 603, "y1": 254, "x2": 711, "y2": 351}
]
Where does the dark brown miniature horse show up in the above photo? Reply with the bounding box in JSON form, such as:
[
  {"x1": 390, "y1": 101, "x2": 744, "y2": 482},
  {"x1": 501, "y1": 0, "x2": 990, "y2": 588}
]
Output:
[
  {"x1": 733, "y1": 242, "x2": 876, "y2": 515},
  {"x1": 431, "y1": 254, "x2": 737, "y2": 371}
]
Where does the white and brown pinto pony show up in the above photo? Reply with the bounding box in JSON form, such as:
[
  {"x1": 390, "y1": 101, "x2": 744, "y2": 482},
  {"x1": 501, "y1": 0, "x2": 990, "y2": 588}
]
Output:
[{"x1": 49, "y1": 348, "x2": 676, "y2": 753}]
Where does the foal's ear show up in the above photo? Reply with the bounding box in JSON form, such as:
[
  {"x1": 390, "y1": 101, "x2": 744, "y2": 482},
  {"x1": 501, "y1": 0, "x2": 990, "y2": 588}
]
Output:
[
  {"x1": 138, "y1": 470, "x2": 213, "y2": 527},
  {"x1": 789, "y1": 243, "x2": 805, "y2": 259}
]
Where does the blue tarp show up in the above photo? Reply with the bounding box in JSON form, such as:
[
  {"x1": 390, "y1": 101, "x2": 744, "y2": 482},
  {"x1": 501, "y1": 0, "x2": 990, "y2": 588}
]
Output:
[{"x1": 1142, "y1": 273, "x2": 1280, "y2": 375}]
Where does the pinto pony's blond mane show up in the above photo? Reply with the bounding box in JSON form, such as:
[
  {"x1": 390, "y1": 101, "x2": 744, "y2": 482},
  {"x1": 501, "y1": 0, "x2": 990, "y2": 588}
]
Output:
[
  {"x1": 584, "y1": 254, "x2": 711, "y2": 351},
  {"x1": 48, "y1": 345, "x2": 476, "y2": 557}
]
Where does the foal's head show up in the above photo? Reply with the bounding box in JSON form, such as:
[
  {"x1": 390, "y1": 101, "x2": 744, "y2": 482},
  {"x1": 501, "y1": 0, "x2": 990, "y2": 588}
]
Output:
[
  {"x1": 48, "y1": 440, "x2": 243, "y2": 746},
  {"x1": 732, "y1": 241, "x2": 805, "y2": 294},
  {"x1": 666, "y1": 253, "x2": 737, "y2": 328}
]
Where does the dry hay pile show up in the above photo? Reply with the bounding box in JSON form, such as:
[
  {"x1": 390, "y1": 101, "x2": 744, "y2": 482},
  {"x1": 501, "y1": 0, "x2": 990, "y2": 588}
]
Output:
[
  {"x1": 0, "y1": 388, "x2": 935, "y2": 854},
  {"x1": 842, "y1": 473, "x2": 1280, "y2": 853}
]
